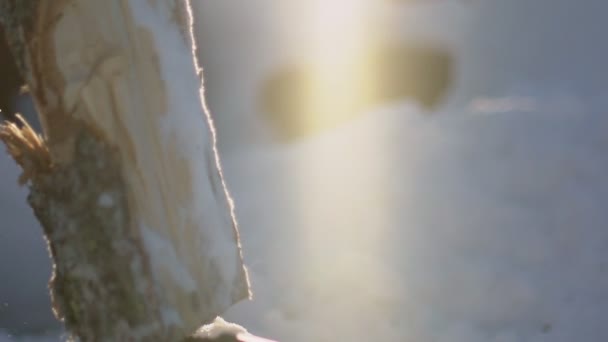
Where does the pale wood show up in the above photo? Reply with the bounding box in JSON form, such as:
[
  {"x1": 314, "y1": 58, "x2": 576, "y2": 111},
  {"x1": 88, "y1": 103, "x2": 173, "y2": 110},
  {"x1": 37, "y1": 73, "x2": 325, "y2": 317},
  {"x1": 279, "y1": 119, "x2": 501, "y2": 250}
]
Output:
[{"x1": 0, "y1": 1, "x2": 250, "y2": 340}]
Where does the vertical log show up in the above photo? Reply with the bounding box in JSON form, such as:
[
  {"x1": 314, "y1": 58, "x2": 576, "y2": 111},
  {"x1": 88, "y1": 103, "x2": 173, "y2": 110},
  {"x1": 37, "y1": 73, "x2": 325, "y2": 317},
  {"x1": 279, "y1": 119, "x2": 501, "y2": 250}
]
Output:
[{"x1": 0, "y1": 1, "x2": 250, "y2": 340}]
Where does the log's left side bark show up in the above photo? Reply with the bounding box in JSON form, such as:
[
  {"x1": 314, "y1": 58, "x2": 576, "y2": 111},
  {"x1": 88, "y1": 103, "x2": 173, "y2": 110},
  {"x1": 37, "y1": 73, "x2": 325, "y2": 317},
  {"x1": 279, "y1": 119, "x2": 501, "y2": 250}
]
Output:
[{"x1": 0, "y1": 1, "x2": 250, "y2": 340}]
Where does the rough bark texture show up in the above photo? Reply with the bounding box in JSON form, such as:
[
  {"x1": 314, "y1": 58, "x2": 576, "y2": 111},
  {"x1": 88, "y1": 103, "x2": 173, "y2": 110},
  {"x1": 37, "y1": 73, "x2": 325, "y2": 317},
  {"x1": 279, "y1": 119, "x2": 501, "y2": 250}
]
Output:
[
  {"x1": 26, "y1": 120, "x2": 167, "y2": 341},
  {"x1": 0, "y1": 0, "x2": 250, "y2": 340}
]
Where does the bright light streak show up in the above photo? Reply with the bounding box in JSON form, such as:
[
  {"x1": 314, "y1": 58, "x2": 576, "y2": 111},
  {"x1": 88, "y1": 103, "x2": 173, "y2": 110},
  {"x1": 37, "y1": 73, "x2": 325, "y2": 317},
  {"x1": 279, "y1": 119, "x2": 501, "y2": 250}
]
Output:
[
  {"x1": 280, "y1": 0, "x2": 394, "y2": 322},
  {"x1": 309, "y1": 0, "x2": 370, "y2": 64},
  {"x1": 302, "y1": 0, "x2": 376, "y2": 133}
]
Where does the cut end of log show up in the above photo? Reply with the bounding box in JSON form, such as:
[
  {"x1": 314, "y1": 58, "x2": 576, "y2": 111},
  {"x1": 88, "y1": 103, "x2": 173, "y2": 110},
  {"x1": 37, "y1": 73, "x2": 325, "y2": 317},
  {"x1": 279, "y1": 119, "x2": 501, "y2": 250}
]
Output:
[
  {"x1": 1, "y1": 0, "x2": 251, "y2": 339},
  {"x1": 0, "y1": 113, "x2": 51, "y2": 184}
]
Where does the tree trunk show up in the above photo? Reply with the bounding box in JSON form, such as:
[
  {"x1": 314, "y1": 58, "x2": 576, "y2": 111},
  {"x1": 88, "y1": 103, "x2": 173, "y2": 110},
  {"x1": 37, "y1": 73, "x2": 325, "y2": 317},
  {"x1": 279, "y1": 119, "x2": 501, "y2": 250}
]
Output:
[{"x1": 0, "y1": 1, "x2": 250, "y2": 340}]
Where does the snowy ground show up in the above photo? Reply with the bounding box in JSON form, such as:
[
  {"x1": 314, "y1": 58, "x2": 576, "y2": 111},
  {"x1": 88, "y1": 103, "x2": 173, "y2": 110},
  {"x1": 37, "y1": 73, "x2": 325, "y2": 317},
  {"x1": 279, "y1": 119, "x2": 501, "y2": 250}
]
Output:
[
  {"x1": 2, "y1": 0, "x2": 608, "y2": 341},
  {"x1": 219, "y1": 98, "x2": 608, "y2": 341}
]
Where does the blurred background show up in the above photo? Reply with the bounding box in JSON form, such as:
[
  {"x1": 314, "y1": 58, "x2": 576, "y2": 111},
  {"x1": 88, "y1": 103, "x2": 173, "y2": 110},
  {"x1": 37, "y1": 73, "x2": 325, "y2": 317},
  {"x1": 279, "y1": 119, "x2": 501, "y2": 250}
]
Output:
[
  {"x1": 191, "y1": 0, "x2": 462, "y2": 147},
  {"x1": 194, "y1": 0, "x2": 608, "y2": 150},
  {"x1": 2, "y1": 0, "x2": 608, "y2": 341}
]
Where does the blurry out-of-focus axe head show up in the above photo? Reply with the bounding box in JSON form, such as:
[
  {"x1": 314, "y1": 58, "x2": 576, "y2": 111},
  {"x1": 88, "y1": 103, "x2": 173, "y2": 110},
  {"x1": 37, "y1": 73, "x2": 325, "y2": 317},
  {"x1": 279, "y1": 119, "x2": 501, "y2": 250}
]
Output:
[
  {"x1": 0, "y1": 26, "x2": 26, "y2": 121},
  {"x1": 0, "y1": 26, "x2": 42, "y2": 132},
  {"x1": 259, "y1": 43, "x2": 453, "y2": 140}
]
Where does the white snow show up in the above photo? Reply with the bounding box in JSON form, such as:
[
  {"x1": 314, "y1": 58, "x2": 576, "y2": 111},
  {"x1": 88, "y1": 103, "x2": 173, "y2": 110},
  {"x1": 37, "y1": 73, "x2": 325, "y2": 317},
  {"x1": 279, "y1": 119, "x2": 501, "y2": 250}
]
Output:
[
  {"x1": 3, "y1": 0, "x2": 608, "y2": 341},
  {"x1": 214, "y1": 101, "x2": 608, "y2": 341},
  {"x1": 193, "y1": 316, "x2": 247, "y2": 339}
]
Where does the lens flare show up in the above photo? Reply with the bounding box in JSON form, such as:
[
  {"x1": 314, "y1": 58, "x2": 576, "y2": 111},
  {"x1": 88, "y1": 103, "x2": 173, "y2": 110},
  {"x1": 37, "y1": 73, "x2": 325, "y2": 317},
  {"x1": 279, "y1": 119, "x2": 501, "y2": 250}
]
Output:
[
  {"x1": 280, "y1": 0, "x2": 395, "y2": 323},
  {"x1": 302, "y1": 0, "x2": 375, "y2": 132}
]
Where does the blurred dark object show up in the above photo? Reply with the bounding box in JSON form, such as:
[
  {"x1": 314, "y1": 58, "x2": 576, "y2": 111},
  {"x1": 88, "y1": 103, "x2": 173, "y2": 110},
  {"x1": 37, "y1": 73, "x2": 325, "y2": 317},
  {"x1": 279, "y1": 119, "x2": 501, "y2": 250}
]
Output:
[
  {"x1": 184, "y1": 332, "x2": 240, "y2": 342},
  {"x1": 0, "y1": 27, "x2": 42, "y2": 132},
  {"x1": 0, "y1": 27, "x2": 25, "y2": 122},
  {"x1": 260, "y1": 43, "x2": 452, "y2": 140}
]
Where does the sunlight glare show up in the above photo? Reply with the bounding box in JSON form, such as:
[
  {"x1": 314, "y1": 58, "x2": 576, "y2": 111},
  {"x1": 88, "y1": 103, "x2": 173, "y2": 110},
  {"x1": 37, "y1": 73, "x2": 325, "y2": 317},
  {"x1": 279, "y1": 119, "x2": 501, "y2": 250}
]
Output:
[
  {"x1": 281, "y1": 0, "x2": 395, "y2": 321},
  {"x1": 302, "y1": 0, "x2": 376, "y2": 134}
]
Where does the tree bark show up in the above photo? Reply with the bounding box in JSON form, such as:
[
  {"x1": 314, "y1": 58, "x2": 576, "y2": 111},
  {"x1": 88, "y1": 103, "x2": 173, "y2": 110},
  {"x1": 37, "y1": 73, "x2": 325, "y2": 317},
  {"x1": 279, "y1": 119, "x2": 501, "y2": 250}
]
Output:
[{"x1": 0, "y1": 1, "x2": 250, "y2": 340}]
